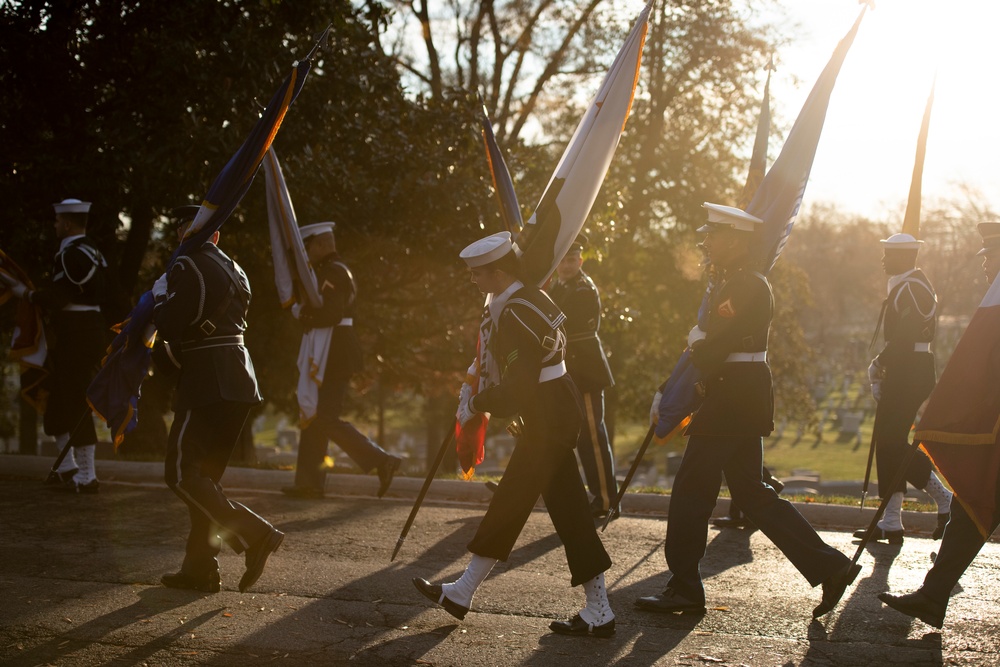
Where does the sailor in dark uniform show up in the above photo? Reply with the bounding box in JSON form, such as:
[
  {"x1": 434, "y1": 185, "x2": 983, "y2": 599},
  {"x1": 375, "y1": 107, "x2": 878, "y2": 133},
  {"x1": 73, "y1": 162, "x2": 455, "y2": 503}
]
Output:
[
  {"x1": 151, "y1": 208, "x2": 283, "y2": 594},
  {"x1": 854, "y1": 233, "x2": 952, "y2": 544},
  {"x1": 878, "y1": 222, "x2": 1000, "y2": 628},
  {"x1": 546, "y1": 234, "x2": 618, "y2": 520},
  {"x1": 635, "y1": 203, "x2": 859, "y2": 619},
  {"x1": 280, "y1": 222, "x2": 401, "y2": 499},
  {"x1": 413, "y1": 231, "x2": 616, "y2": 637},
  {"x1": 2, "y1": 198, "x2": 109, "y2": 492}
]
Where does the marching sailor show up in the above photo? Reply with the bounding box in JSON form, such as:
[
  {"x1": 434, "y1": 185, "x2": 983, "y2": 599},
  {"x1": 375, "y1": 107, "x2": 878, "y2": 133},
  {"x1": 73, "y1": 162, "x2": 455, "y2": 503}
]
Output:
[
  {"x1": 413, "y1": 231, "x2": 616, "y2": 637},
  {"x1": 546, "y1": 234, "x2": 618, "y2": 521},
  {"x1": 635, "y1": 204, "x2": 859, "y2": 619},
  {"x1": 2, "y1": 198, "x2": 109, "y2": 492},
  {"x1": 152, "y1": 206, "x2": 283, "y2": 593},
  {"x1": 878, "y1": 222, "x2": 1000, "y2": 628},
  {"x1": 855, "y1": 233, "x2": 952, "y2": 544},
  {"x1": 280, "y1": 222, "x2": 401, "y2": 499}
]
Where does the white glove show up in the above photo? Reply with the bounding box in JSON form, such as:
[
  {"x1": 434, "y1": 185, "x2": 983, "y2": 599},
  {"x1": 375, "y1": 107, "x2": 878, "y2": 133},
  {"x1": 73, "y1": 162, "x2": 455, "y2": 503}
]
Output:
[
  {"x1": 867, "y1": 358, "x2": 882, "y2": 384},
  {"x1": 649, "y1": 390, "x2": 663, "y2": 426},
  {"x1": 457, "y1": 383, "x2": 477, "y2": 426},
  {"x1": 871, "y1": 381, "x2": 882, "y2": 403},
  {"x1": 151, "y1": 272, "x2": 168, "y2": 301},
  {"x1": 687, "y1": 325, "x2": 707, "y2": 348},
  {"x1": 1, "y1": 273, "x2": 29, "y2": 299},
  {"x1": 867, "y1": 359, "x2": 883, "y2": 402},
  {"x1": 291, "y1": 302, "x2": 303, "y2": 319}
]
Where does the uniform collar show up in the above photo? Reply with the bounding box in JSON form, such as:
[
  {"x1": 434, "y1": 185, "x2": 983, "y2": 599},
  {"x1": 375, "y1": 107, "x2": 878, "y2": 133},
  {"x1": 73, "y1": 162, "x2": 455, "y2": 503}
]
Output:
[
  {"x1": 59, "y1": 234, "x2": 86, "y2": 252},
  {"x1": 887, "y1": 268, "x2": 917, "y2": 294},
  {"x1": 487, "y1": 280, "x2": 524, "y2": 325}
]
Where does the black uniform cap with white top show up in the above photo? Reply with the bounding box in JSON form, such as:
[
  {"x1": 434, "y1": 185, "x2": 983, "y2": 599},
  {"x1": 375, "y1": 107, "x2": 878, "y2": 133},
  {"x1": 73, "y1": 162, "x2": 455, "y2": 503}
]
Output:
[
  {"x1": 567, "y1": 233, "x2": 588, "y2": 253},
  {"x1": 460, "y1": 231, "x2": 514, "y2": 268},
  {"x1": 977, "y1": 222, "x2": 1000, "y2": 256},
  {"x1": 697, "y1": 202, "x2": 763, "y2": 234},
  {"x1": 53, "y1": 198, "x2": 91, "y2": 214},
  {"x1": 299, "y1": 222, "x2": 336, "y2": 241}
]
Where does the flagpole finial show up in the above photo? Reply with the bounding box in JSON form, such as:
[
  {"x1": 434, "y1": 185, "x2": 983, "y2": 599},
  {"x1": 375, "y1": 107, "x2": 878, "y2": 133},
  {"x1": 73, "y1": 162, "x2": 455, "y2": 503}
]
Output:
[
  {"x1": 860, "y1": 0, "x2": 875, "y2": 10},
  {"x1": 766, "y1": 53, "x2": 775, "y2": 72},
  {"x1": 301, "y1": 24, "x2": 333, "y2": 64}
]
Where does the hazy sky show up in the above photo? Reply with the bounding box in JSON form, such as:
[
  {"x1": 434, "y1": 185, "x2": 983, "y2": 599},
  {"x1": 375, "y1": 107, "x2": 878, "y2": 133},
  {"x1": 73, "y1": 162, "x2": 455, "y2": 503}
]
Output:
[{"x1": 769, "y1": 0, "x2": 1000, "y2": 221}]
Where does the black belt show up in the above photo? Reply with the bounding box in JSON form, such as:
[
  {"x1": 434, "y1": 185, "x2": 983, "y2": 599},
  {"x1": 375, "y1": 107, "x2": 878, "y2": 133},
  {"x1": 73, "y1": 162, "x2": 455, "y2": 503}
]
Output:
[
  {"x1": 180, "y1": 334, "x2": 244, "y2": 352},
  {"x1": 566, "y1": 332, "x2": 599, "y2": 343}
]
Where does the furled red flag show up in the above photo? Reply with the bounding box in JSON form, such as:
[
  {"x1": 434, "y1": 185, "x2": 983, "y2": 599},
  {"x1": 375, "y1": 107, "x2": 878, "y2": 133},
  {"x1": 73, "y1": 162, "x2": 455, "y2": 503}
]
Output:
[
  {"x1": 262, "y1": 148, "x2": 333, "y2": 429},
  {"x1": 87, "y1": 30, "x2": 325, "y2": 447},
  {"x1": 655, "y1": 6, "x2": 869, "y2": 438},
  {"x1": 917, "y1": 277, "x2": 1000, "y2": 539},
  {"x1": 0, "y1": 249, "x2": 48, "y2": 411},
  {"x1": 457, "y1": 1, "x2": 650, "y2": 475}
]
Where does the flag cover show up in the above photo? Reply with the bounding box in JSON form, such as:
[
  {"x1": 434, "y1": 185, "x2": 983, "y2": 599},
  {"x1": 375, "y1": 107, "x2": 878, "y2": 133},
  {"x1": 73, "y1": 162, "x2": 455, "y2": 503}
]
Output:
[{"x1": 263, "y1": 148, "x2": 332, "y2": 428}]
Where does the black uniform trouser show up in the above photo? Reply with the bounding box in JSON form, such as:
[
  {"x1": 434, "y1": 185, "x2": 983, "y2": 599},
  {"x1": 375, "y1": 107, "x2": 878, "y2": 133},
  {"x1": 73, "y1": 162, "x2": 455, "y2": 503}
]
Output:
[
  {"x1": 665, "y1": 434, "x2": 848, "y2": 604},
  {"x1": 875, "y1": 357, "x2": 935, "y2": 495},
  {"x1": 294, "y1": 372, "x2": 389, "y2": 490},
  {"x1": 921, "y1": 479, "x2": 1000, "y2": 609},
  {"x1": 44, "y1": 311, "x2": 105, "y2": 448},
  {"x1": 165, "y1": 402, "x2": 273, "y2": 574},
  {"x1": 468, "y1": 412, "x2": 612, "y2": 587},
  {"x1": 577, "y1": 390, "x2": 617, "y2": 512}
]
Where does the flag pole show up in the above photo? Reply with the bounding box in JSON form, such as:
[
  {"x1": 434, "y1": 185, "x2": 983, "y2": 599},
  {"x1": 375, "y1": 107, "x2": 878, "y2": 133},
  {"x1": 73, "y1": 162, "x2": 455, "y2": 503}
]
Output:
[
  {"x1": 601, "y1": 425, "x2": 655, "y2": 532},
  {"x1": 391, "y1": 425, "x2": 457, "y2": 562},
  {"x1": 859, "y1": 411, "x2": 879, "y2": 510}
]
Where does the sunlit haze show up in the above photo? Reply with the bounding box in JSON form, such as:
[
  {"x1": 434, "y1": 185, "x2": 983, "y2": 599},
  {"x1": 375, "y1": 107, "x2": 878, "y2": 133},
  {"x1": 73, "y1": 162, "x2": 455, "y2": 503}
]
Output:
[{"x1": 770, "y1": 0, "x2": 1000, "y2": 221}]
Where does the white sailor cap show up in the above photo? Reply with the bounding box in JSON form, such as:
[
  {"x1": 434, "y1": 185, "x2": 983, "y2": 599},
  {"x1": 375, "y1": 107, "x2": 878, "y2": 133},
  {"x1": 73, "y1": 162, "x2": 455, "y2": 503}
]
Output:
[
  {"x1": 53, "y1": 198, "x2": 91, "y2": 214},
  {"x1": 460, "y1": 231, "x2": 513, "y2": 268},
  {"x1": 697, "y1": 202, "x2": 763, "y2": 233},
  {"x1": 299, "y1": 222, "x2": 336, "y2": 241},
  {"x1": 977, "y1": 222, "x2": 1000, "y2": 256},
  {"x1": 880, "y1": 232, "x2": 923, "y2": 251}
]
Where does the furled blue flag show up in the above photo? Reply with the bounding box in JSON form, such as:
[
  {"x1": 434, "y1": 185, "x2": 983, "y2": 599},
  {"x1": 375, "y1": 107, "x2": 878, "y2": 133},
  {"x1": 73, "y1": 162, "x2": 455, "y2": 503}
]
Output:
[
  {"x1": 88, "y1": 32, "x2": 325, "y2": 447},
  {"x1": 655, "y1": 6, "x2": 868, "y2": 439},
  {"x1": 479, "y1": 102, "x2": 523, "y2": 235}
]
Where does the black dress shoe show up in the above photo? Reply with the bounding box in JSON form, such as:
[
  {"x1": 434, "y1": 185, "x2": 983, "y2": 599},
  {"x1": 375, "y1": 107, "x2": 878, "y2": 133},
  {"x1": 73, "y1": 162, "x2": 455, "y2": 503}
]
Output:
[
  {"x1": 45, "y1": 468, "x2": 78, "y2": 485},
  {"x1": 932, "y1": 512, "x2": 950, "y2": 540},
  {"x1": 239, "y1": 528, "x2": 284, "y2": 593},
  {"x1": 549, "y1": 613, "x2": 616, "y2": 638},
  {"x1": 634, "y1": 589, "x2": 706, "y2": 614},
  {"x1": 813, "y1": 562, "x2": 862, "y2": 618},
  {"x1": 412, "y1": 577, "x2": 469, "y2": 620},
  {"x1": 161, "y1": 570, "x2": 222, "y2": 593},
  {"x1": 484, "y1": 481, "x2": 499, "y2": 493},
  {"x1": 281, "y1": 484, "x2": 325, "y2": 499},
  {"x1": 377, "y1": 455, "x2": 402, "y2": 498},
  {"x1": 56, "y1": 479, "x2": 100, "y2": 494},
  {"x1": 853, "y1": 526, "x2": 904, "y2": 544},
  {"x1": 878, "y1": 590, "x2": 945, "y2": 628}
]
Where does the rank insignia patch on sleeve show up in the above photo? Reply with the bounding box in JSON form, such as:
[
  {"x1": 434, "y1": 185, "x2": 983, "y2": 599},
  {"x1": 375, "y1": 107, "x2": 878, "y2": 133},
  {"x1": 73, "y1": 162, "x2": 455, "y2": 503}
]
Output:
[{"x1": 717, "y1": 298, "x2": 736, "y2": 318}]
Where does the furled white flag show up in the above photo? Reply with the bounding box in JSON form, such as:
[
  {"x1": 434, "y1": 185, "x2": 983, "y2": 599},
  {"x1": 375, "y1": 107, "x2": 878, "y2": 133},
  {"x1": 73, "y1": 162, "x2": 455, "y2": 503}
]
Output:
[{"x1": 263, "y1": 148, "x2": 333, "y2": 428}]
